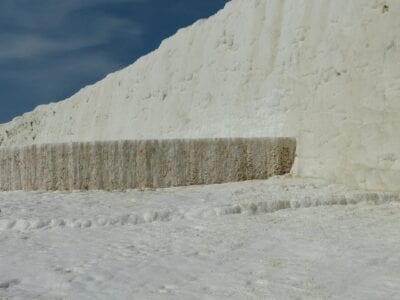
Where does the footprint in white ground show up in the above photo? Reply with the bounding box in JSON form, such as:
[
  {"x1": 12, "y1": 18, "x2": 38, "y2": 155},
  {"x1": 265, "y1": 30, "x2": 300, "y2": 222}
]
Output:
[
  {"x1": 0, "y1": 279, "x2": 20, "y2": 289},
  {"x1": 159, "y1": 284, "x2": 178, "y2": 294}
]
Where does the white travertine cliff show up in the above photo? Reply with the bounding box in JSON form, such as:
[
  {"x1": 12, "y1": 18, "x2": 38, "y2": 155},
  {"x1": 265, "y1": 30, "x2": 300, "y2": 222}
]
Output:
[{"x1": 1, "y1": 0, "x2": 399, "y2": 191}]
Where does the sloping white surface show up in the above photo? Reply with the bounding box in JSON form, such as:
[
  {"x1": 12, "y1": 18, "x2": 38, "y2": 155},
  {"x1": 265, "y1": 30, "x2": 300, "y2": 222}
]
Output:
[
  {"x1": 1, "y1": 0, "x2": 399, "y2": 190},
  {"x1": 0, "y1": 177, "x2": 400, "y2": 299}
]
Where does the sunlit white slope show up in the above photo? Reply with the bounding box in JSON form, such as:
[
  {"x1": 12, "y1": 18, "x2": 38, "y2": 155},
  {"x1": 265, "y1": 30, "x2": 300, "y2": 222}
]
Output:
[{"x1": 1, "y1": 0, "x2": 399, "y2": 191}]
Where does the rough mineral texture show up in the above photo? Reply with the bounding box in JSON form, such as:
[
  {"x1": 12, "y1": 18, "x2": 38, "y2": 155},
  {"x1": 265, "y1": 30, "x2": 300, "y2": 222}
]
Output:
[
  {"x1": 0, "y1": 138, "x2": 295, "y2": 191},
  {"x1": 0, "y1": 0, "x2": 399, "y2": 191}
]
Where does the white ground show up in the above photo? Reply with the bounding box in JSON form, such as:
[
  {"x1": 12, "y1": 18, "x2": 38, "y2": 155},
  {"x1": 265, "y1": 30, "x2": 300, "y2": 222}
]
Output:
[{"x1": 1, "y1": 177, "x2": 400, "y2": 299}]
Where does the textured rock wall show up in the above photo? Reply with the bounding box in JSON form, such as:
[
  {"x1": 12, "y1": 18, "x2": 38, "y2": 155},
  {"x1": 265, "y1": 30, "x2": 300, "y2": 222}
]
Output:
[{"x1": 0, "y1": 138, "x2": 295, "y2": 191}]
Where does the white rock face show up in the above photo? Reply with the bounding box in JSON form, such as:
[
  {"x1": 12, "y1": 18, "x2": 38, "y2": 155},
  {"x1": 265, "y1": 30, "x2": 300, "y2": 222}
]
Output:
[{"x1": 1, "y1": 0, "x2": 399, "y2": 191}]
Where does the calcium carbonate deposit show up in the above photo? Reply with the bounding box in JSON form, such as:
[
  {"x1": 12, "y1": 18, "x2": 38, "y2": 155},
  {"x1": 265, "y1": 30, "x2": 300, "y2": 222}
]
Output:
[
  {"x1": 0, "y1": 0, "x2": 399, "y2": 191},
  {"x1": 1, "y1": 1, "x2": 400, "y2": 299}
]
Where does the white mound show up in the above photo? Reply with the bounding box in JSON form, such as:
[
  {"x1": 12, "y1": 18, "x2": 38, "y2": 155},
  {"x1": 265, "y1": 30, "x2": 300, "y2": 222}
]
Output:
[{"x1": 1, "y1": 0, "x2": 399, "y2": 191}]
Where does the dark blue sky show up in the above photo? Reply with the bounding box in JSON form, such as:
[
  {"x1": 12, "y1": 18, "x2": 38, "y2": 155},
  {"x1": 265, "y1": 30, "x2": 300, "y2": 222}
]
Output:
[{"x1": 0, "y1": 0, "x2": 229, "y2": 124}]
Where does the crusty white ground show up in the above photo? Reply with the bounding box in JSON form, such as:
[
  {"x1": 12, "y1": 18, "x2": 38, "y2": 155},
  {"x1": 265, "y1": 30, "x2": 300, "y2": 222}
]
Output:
[{"x1": 1, "y1": 177, "x2": 400, "y2": 299}]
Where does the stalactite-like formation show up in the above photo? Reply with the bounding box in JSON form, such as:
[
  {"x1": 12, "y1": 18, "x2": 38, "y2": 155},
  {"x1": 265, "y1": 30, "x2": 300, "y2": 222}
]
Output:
[{"x1": 0, "y1": 138, "x2": 295, "y2": 191}]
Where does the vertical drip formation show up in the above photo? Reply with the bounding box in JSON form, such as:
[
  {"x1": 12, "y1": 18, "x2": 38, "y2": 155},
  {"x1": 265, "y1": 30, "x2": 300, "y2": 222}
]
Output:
[{"x1": 0, "y1": 138, "x2": 296, "y2": 191}]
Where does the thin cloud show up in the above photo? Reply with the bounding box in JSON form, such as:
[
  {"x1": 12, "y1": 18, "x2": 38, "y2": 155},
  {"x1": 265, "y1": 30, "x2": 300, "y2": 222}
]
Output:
[
  {"x1": 0, "y1": 7, "x2": 142, "y2": 61},
  {"x1": 0, "y1": 16, "x2": 142, "y2": 60},
  {"x1": 0, "y1": 0, "x2": 145, "y2": 28},
  {"x1": 0, "y1": 34, "x2": 98, "y2": 60}
]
